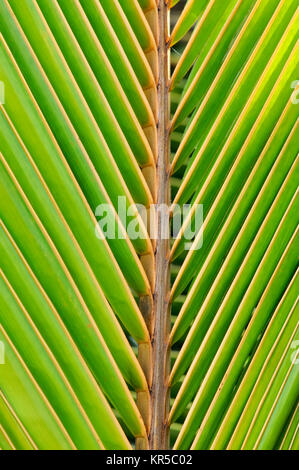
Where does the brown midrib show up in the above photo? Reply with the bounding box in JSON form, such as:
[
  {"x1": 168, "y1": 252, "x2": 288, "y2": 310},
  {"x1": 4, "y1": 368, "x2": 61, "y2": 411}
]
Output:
[{"x1": 148, "y1": 0, "x2": 171, "y2": 450}]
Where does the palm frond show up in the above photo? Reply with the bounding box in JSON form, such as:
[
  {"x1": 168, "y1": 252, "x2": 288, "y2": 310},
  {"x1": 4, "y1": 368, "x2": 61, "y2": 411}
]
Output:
[{"x1": 0, "y1": 0, "x2": 297, "y2": 451}]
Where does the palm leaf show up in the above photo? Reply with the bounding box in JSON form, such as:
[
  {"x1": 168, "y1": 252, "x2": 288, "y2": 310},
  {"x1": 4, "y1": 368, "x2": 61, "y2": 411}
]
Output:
[
  {"x1": 0, "y1": 0, "x2": 297, "y2": 450},
  {"x1": 169, "y1": 0, "x2": 298, "y2": 450}
]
